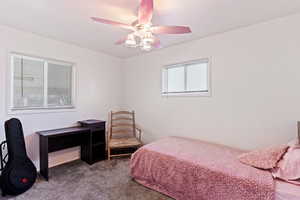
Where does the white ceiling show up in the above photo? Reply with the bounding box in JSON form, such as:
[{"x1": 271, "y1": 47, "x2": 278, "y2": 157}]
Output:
[{"x1": 1, "y1": 0, "x2": 300, "y2": 58}]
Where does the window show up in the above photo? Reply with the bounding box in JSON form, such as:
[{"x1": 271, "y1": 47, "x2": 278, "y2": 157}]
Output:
[
  {"x1": 10, "y1": 54, "x2": 75, "y2": 111},
  {"x1": 162, "y1": 59, "x2": 210, "y2": 96}
]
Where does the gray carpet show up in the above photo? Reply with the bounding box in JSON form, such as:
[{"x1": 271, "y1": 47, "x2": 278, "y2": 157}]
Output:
[{"x1": 2, "y1": 159, "x2": 173, "y2": 200}]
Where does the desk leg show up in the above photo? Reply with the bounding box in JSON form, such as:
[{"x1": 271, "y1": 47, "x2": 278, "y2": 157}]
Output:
[{"x1": 39, "y1": 136, "x2": 49, "y2": 181}]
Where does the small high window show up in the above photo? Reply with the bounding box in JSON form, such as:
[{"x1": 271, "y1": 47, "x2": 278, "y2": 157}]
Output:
[{"x1": 162, "y1": 59, "x2": 210, "y2": 96}]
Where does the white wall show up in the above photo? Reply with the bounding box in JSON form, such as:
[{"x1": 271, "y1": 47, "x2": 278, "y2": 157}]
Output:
[
  {"x1": 0, "y1": 25, "x2": 122, "y2": 168},
  {"x1": 122, "y1": 13, "x2": 300, "y2": 150}
]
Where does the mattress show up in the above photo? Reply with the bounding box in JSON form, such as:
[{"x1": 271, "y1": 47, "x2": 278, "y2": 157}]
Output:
[{"x1": 275, "y1": 180, "x2": 300, "y2": 200}]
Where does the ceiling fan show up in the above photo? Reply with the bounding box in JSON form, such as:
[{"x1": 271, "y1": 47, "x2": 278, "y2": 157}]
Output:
[{"x1": 91, "y1": 0, "x2": 192, "y2": 51}]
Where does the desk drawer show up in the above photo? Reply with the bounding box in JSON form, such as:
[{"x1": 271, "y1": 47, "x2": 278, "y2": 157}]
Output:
[{"x1": 48, "y1": 133, "x2": 88, "y2": 153}]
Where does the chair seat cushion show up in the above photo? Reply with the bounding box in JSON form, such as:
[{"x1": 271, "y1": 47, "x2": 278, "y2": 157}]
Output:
[{"x1": 109, "y1": 137, "x2": 142, "y2": 149}]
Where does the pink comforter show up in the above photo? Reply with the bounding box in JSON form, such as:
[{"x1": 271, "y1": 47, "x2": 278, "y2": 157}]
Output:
[{"x1": 130, "y1": 137, "x2": 275, "y2": 200}]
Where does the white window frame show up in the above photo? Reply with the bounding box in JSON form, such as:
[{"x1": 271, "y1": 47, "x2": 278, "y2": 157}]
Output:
[
  {"x1": 161, "y1": 58, "x2": 211, "y2": 97},
  {"x1": 8, "y1": 53, "x2": 77, "y2": 114}
]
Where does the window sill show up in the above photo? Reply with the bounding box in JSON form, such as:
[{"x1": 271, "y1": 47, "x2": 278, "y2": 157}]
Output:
[
  {"x1": 161, "y1": 92, "x2": 211, "y2": 97},
  {"x1": 7, "y1": 107, "x2": 76, "y2": 115}
]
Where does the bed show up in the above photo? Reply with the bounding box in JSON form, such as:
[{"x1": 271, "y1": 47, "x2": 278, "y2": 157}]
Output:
[{"x1": 130, "y1": 136, "x2": 300, "y2": 200}]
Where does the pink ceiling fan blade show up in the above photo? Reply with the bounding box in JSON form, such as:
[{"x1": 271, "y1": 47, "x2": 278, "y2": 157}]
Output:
[
  {"x1": 153, "y1": 37, "x2": 162, "y2": 48},
  {"x1": 152, "y1": 26, "x2": 192, "y2": 34},
  {"x1": 91, "y1": 17, "x2": 134, "y2": 31},
  {"x1": 115, "y1": 37, "x2": 128, "y2": 45},
  {"x1": 138, "y1": 0, "x2": 154, "y2": 24}
]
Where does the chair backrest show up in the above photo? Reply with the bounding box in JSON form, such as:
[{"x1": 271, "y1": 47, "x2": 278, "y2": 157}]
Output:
[{"x1": 109, "y1": 111, "x2": 136, "y2": 139}]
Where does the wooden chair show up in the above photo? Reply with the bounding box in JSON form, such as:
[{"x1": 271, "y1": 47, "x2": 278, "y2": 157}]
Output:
[{"x1": 107, "y1": 111, "x2": 143, "y2": 160}]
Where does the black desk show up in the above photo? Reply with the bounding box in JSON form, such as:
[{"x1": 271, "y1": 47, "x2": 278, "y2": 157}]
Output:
[{"x1": 36, "y1": 120, "x2": 106, "y2": 181}]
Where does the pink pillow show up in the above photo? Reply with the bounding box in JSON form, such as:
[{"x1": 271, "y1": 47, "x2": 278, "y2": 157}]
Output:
[
  {"x1": 238, "y1": 145, "x2": 288, "y2": 169},
  {"x1": 271, "y1": 141, "x2": 300, "y2": 184}
]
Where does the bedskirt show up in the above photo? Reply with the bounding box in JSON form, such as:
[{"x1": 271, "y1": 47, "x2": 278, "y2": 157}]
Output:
[{"x1": 130, "y1": 136, "x2": 275, "y2": 200}]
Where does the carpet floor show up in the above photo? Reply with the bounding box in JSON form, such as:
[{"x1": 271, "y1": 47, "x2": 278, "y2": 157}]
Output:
[{"x1": 2, "y1": 158, "x2": 173, "y2": 200}]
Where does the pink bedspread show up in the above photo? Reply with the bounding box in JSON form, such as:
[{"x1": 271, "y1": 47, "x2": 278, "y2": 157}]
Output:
[{"x1": 130, "y1": 136, "x2": 275, "y2": 200}]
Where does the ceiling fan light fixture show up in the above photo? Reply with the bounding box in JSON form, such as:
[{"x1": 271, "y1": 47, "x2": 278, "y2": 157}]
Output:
[
  {"x1": 141, "y1": 43, "x2": 152, "y2": 51},
  {"x1": 142, "y1": 31, "x2": 155, "y2": 43},
  {"x1": 125, "y1": 34, "x2": 137, "y2": 47}
]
